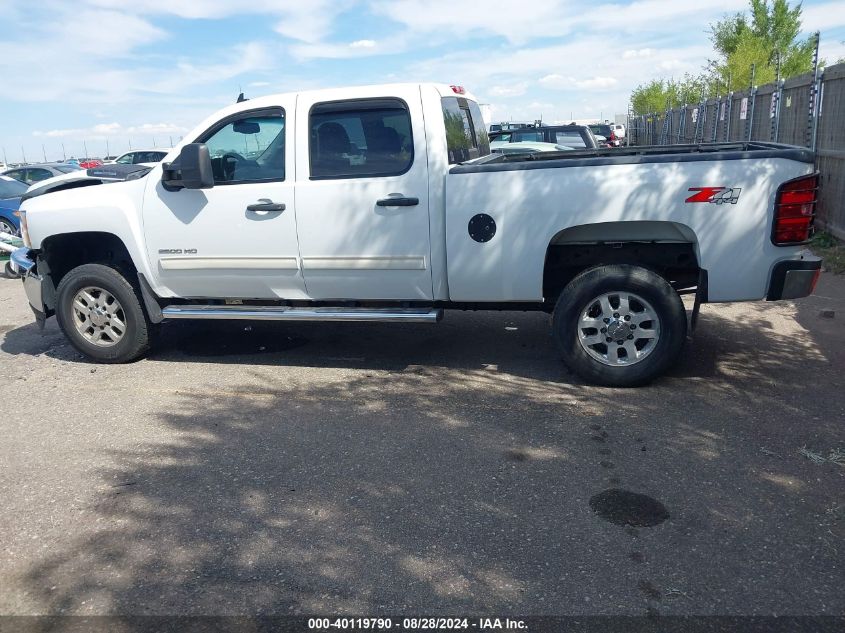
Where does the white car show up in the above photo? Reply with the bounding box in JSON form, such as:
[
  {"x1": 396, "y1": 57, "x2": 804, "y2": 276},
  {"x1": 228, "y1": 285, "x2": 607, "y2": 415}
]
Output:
[
  {"x1": 490, "y1": 140, "x2": 574, "y2": 154},
  {"x1": 12, "y1": 82, "x2": 822, "y2": 386},
  {"x1": 108, "y1": 149, "x2": 172, "y2": 166}
]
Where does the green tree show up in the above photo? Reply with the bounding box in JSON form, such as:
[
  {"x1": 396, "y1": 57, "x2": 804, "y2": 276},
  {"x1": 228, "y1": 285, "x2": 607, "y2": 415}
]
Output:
[
  {"x1": 631, "y1": 74, "x2": 711, "y2": 115},
  {"x1": 708, "y1": 0, "x2": 816, "y2": 88}
]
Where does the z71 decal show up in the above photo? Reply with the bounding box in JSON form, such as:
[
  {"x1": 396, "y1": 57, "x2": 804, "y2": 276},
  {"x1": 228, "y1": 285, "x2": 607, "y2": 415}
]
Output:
[{"x1": 686, "y1": 187, "x2": 742, "y2": 204}]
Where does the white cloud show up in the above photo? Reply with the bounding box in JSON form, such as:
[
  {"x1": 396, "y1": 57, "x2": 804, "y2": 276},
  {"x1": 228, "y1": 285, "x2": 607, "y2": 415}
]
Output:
[
  {"x1": 659, "y1": 59, "x2": 684, "y2": 71},
  {"x1": 249, "y1": 81, "x2": 271, "y2": 87},
  {"x1": 623, "y1": 48, "x2": 655, "y2": 59},
  {"x1": 538, "y1": 74, "x2": 567, "y2": 88},
  {"x1": 538, "y1": 74, "x2": 617, "y2": 90},
  {"x1": 33, "y1": 122, "x2": 187, "y2": 140},
  {"x1": 350, "y1": 39, "x2": 377, "y2": 48},
  {"x1": 577, "y1": 76, "x2": 618, "y2": 89},
  {"x1": 370, "y1": 0, "x2": 576, "y2": 43},
  {"x1": 800, "y1": 2, "x2": 845, "y2": 33},
  {"x1": 488, "y1": 82, "x2": 529, "y2": 97}
]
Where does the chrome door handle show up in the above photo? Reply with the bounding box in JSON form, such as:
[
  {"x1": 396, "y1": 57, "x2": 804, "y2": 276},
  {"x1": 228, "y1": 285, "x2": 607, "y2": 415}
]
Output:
[{"x1": 247, "y1": 200, "x2": 286, "y2": 212}]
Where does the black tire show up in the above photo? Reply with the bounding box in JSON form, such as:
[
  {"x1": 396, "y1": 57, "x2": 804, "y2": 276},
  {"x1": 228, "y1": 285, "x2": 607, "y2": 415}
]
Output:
[
  {"x1": 3, "y1": 261, "x2": 20, "y2": 279},
  {"x1": 552, "y1": 264, "x2": 687, "y2": 387},
  {"x1": 56, "y1": 263, "x2": 151, "y2": 363}
]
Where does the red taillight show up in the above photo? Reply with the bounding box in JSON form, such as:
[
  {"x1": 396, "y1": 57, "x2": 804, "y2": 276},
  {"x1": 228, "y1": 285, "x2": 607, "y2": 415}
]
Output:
[
  {"x1": 450, "y1": 85, "x2": 466, "y2": 94},
  {"x1": 610, "y1": 131, "x2": 617, "y2": 140},
  {"x1": 773, "y1": 173, "x2": 818, "y2": 245}
]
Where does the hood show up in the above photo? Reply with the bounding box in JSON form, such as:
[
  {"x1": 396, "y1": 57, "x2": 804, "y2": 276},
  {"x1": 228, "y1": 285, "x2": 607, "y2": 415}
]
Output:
[{"x1": 22, "y1": 163, "x2": 152, "y2": 202}]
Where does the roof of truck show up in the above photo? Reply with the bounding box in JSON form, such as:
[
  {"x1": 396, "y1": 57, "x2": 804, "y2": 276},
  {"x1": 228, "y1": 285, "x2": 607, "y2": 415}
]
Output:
[{"x1": 196, "y1": 83, "x2": 478, "y2": 126}]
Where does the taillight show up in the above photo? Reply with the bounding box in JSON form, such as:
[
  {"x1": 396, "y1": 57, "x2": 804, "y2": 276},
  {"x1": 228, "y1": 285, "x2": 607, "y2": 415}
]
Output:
[
  {"x1": 772, "y1": 173, "x2": 818, "y2": 245},
  {"x1": 450, "y1": 85, "x2": 466, "y2": 94},
  {"x1": 610, "y1": 131, "x2": 617, "y2": 140}
]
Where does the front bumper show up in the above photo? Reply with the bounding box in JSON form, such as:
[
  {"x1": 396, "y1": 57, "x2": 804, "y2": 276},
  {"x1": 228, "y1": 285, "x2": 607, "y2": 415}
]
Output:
[
  {"x1": 766, "y1": 256, "x2": 822, "y2": 300},
  {"x1": 11, "y1": 247, "x2": 46, "y2": 317}
]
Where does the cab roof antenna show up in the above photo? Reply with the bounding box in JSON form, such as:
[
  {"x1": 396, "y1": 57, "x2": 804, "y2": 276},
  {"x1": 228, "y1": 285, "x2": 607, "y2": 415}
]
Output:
[{"x1": 236, "y1": 86, "x2": 248, "y2": 103}]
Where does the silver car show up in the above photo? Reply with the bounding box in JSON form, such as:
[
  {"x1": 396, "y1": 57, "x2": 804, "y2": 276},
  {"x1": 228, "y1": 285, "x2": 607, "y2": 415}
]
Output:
[{"x1": 1, "y1": 162, "x2": 82, "y2": 185}]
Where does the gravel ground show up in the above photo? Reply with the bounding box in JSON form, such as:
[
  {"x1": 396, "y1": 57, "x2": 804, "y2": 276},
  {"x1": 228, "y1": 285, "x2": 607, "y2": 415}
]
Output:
[{"x1": 0, "y1": 274, "x2": 842, "y2": 617}]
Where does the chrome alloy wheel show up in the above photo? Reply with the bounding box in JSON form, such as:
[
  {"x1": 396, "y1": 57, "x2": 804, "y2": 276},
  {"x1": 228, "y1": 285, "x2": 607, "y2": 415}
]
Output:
[
  {"x1": 577, "y1": 291, "x2": 660, "y2": 366},
  {"x1": 0, "y1": 218, "x2": 18, "y2": 236},
  {"x1": 71, "y1": 286, "x2": 127, "y2": 347}
]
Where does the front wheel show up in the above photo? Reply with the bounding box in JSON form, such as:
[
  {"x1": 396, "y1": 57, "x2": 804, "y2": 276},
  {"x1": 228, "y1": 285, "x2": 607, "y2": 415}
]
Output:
[
  {"x1": 553, "y1": 265, "x2": 687, "y2": 387},
  {"x1": 0, "y1": 217, "x2": 18, "y2": 236},
  {"x1": 56, "y1": 263, "x2": 151, "y2": 363}
]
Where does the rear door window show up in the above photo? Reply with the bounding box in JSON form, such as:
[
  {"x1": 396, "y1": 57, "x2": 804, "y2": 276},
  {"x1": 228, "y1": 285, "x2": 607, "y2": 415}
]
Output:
[{"x1": 309, "y1": 98, "x2": 413, "y2": 179}]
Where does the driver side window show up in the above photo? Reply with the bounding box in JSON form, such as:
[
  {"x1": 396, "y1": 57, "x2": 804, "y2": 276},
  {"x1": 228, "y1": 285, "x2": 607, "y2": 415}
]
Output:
[{"x1": 200, "y1": 109, "x2": 285, "y2": 184}]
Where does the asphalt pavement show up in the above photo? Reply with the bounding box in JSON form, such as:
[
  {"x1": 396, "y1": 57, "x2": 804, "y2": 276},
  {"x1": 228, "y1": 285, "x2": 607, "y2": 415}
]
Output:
[{"x1": 0, "y1": 274, "x2": 842, "y2": 617}]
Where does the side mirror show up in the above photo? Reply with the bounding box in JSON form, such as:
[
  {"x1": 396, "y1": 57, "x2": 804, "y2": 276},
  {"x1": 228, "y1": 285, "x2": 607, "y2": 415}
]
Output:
[{"x1": 162, "y1": 143, "x2": 214, "y2": 191}]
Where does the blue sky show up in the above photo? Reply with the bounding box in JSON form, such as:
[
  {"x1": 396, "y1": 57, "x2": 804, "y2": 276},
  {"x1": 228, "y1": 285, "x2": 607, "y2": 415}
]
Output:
[{"x1": 1, "y1": 0, "x2": 843, "y2": 163}]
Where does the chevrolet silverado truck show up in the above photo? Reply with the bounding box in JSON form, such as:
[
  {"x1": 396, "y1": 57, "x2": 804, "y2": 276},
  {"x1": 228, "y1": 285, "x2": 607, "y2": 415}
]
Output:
[{"x1": 11, "y1": 83, "x2": 822, "y2": 386}]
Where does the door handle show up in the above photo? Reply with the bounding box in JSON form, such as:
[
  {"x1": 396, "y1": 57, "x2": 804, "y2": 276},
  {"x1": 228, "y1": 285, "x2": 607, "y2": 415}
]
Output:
[
  {"x1": 247, "y1": 200, "x2": 286, "y2": 212},
  {"x1": 376, "y1": 196, "x2": 419, "y2": 207}
]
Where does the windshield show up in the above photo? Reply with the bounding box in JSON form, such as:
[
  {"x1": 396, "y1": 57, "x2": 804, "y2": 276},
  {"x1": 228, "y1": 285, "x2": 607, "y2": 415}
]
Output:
[
  {"x1": 0, "y1": 176, "x2": 27, "y2": 199},
  {"x1": 55, "y1": 164, "x2": 82, "y2": 173}
]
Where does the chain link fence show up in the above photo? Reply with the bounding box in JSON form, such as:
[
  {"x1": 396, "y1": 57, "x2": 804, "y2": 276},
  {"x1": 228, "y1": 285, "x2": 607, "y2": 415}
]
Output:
[{"x1": 627, "y1": 62, "x2": 845, "y2": 239}]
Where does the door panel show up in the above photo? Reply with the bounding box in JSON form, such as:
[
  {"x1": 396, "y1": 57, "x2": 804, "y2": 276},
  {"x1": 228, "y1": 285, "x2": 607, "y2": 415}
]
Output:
[
  {"x1": 143, "y1": 102, "x2": 307, "y2": 299},
  {"x1": 294, "y1": 86, "x2": 433, "y2": 300}
]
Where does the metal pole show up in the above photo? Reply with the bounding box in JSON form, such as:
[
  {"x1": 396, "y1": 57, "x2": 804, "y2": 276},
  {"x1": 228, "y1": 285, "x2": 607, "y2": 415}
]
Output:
[
  {"x1": 712, "y1": 94, "x2": 720, "y2": 142},
  {"x1": 61, "y1": 143, "x2": 66, "y2": 161},
  {"x1": 83, "y1": 140, "x2": 88, "y2": 159},
  {"x1": 42, "y1": 144, "x2": 47, "y2": 162},
  {"x1": 724, "y1": 74, "x2": 733, "y2": 142},
  {"x1": 809, "y1": 31, "x2": 821, "y2": 151},
  {"x1": 771, "y1": 52, "x2": 781, "y2": 142},
  {"x1": 745, "y1": 64, "x2": 756, "y2": 142},
  {"x1": 106, "y1": 139, "x2": 110, "y2": 158},
  {"x1": 21, "y1": 146, "x2": 27, "y2": 164}
]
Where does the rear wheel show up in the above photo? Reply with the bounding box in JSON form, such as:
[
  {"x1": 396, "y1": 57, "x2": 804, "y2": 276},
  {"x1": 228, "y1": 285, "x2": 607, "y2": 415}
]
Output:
[
  {"x1": 553, "y1": 265, "x2": 687, "y2": 387},
  {"x1": 56, "y1": 263, "x2": 151, "y2": 363}
]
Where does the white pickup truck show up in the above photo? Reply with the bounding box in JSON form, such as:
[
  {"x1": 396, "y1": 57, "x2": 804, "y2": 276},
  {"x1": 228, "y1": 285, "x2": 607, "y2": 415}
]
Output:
[{"x1": 12, "y1": 83, "x2": 822, "y2": 386}]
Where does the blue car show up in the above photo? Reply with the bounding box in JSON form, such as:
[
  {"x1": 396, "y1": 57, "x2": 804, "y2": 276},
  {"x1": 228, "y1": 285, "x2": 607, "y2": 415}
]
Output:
[{"x1": 0, "y1": 175, "x2": 27, "y2": 236}]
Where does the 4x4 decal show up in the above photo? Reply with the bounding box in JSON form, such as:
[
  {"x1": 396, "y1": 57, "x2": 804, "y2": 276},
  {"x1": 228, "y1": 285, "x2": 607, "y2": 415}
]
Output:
[{"x1": 686, "y1": 187, "x2": 742, "y2": 204}]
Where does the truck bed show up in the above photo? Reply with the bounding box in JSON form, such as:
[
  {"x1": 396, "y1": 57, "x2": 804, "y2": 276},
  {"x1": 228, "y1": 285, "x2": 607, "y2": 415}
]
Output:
[
  {"x1": 444, "y1": 141, "x2": 815, "y2": 303},
  {"x1": 453, "y1": 142, "x2": 814, "y2": 173}
]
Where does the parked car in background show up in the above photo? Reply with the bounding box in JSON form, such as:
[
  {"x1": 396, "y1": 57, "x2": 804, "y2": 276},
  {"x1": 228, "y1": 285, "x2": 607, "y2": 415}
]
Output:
[
  {"x1": 1, "y1": 162, "x2": 82, "y2": 185},
  {"x1": 24, "y1": 163, "x2": 153, "y2": 200},
  {"x1": 78, "y1": 158, "x2": 104, "y2": 169},
  {"x1": 490, "y1": 141, "x2": 575, "y2": 154},
  {"x1": 489, "y1": 122, "x2": 533, "y2": 132},
  {"x1": 0, "y1": 175, "x2": 27, "y2": 235},
  {"x1": 496, "y1": 125, "x2": 599, "y2": 150},
  {"x1": 589, "y1": 124, "x2": 620, "y2": 147},
  {"x1": 109, "y1": 149, "x2": 172, "y2": 166}
]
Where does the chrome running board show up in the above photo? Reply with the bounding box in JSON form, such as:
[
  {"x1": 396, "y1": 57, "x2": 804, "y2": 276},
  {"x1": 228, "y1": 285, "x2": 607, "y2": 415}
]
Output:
[{"x1": 161, "y1": 305, "x2": 443, "y2": 323}]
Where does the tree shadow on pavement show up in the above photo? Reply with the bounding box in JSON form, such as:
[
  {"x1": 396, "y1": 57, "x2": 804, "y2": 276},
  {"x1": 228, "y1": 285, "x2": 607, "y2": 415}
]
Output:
[{"x1": 9, "y1": 304, "x2": 845, "y2": 618}]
